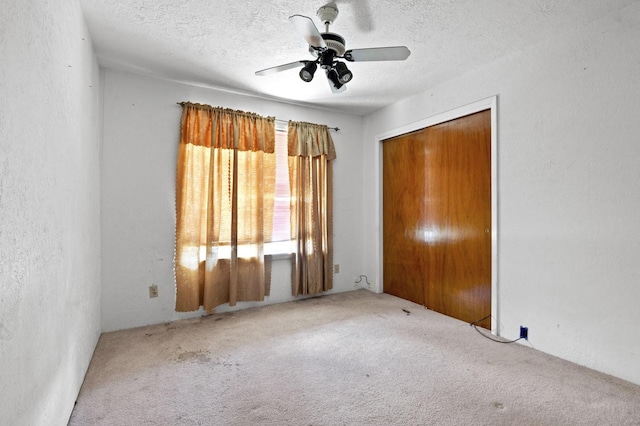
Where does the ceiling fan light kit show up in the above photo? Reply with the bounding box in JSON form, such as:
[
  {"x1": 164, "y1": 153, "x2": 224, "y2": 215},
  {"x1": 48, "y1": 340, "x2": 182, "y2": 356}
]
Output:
[
  {"x1": 299, "y1": 61, "x2": 318, "y2": 82},
  {"x1": 333, "y1": 61, "x2": 352, "y2": 84},
  {"x1": 255, "y1": 2, "x2": 411, "y2": 94},
  {"x1": 326, "y1": 69, "x2": 344, "y2": 91}
]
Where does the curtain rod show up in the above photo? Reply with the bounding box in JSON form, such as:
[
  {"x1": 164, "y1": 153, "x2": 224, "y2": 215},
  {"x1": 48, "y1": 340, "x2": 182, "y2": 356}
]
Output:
[
  {"x1": 275, "y1": 118, "x2": 339, "y2": 132},
  {"x1": 176, "y1": 102, "x2": 339, "y2": 131}
]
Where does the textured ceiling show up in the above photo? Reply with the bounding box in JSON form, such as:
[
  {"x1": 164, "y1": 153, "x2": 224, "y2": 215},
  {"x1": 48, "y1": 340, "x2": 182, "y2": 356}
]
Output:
[{"x1": 79, "y1": 0, "x2": 636, "y2": 115}]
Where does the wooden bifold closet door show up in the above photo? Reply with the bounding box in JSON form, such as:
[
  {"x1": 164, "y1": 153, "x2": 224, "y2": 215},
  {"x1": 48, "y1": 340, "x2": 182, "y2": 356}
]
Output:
[{"x1": 382, "y1": 110, "x2": 491, "y2": 329}]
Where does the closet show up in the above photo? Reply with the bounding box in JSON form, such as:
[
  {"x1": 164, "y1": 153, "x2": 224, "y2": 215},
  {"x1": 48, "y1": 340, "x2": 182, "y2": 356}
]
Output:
[{"x1": 382, "y1": 110, "x2": 491, "y2": 329}]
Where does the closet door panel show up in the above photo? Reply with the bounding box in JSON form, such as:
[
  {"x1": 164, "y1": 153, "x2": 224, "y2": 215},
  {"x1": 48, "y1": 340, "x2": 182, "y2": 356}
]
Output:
[{"x1": 383, "y1": 110, "x2": 491, "y2": 329}]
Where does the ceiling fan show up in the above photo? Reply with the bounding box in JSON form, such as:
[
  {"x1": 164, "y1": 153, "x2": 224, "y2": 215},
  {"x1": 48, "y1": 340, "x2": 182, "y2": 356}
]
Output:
[{"x1": 255, "y1": 2, "x2": 411, "y2": 93}]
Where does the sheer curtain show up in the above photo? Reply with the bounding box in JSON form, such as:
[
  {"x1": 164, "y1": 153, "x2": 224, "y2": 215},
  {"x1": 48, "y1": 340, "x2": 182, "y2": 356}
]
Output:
[
  {"x1": 287, "y1": 121, "x2": 336, "y2": 296},
  {"x1": 175, "y1": 102, "x2": 276, "y2": 312}
]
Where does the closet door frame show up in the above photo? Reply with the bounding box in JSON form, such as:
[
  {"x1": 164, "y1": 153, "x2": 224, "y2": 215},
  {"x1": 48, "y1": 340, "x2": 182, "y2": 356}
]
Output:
[{"x1": 374, "y1": 96, "x2": 499, "y2": 335}]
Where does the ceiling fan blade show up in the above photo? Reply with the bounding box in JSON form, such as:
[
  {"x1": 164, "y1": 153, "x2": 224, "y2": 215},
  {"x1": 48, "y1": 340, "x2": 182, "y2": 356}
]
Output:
[
  {"x1": 255, "y1": 60, "x2": 305, "y2": 76},
  {"x1": 289, "y1": 14, "x2": 327, "y2": 50},
  {"x1": 343, "y1": 46, "x2": 411, "y2": 62}
]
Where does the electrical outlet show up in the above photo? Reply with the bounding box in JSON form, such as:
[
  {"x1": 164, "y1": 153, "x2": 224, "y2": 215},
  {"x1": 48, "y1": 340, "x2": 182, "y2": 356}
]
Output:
[
  {"x1": 333, "y1": 264, "x2": 340, "y2": 274},
  {"x1": 149, "y1": 284, "x2": 158, "y2": 298},
  {"x1": 520, "y1": 326, "x2": 528, "y2": 340}
]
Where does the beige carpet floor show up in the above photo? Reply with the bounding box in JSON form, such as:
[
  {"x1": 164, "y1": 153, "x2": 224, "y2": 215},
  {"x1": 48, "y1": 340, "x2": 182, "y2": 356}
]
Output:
[{"x1": 69, "y1": 290, "x2": 640, "y2": 425}]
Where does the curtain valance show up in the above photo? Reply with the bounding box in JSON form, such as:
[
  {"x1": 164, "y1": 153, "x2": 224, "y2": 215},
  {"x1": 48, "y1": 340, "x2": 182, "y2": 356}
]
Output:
[
  {"x1": 179, "y1": 102, "x2": 275, "y2": 152},
  {"x1": 287, "y1": 120, "x2": 336, "y2": 159}
]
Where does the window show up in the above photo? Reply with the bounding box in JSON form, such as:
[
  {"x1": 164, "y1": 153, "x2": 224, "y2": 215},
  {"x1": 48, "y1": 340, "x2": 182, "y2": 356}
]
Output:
[
  {"x1": 271, "y1": 127, "x2": 291, "y2": 242},
  {"x1": 192, "y1": 127, "x2": 291, "y2": 258},
  {"x1": 176, "y1": 104, "x2": 336, "y2": 310},
  {"x1": 267, "y1": 127, "x2": 292, "y2": 255}
]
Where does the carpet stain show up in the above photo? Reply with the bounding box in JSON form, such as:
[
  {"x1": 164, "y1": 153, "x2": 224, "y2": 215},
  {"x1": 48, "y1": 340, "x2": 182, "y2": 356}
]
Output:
[
  {"x1": 493, "y1": 402, "x2": 505, "y2": 410},
  {"x1": 175, "y1": 350, "x2": 211, "y2": 363},
  {"x1": 212, "y1": 359, "x2": 241, "y2": 368}
]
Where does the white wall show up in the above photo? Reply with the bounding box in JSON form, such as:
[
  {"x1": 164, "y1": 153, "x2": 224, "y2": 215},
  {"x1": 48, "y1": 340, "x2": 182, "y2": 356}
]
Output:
[
  {"x1": 100, "y1": 69, "x2": 365, "y2": 332},
  {"x1": 362, "y1": 4, "x2": 640, "y2": 385},
  {"x1": 0, "y1": 0, "x2": 102, "y2": 424}
]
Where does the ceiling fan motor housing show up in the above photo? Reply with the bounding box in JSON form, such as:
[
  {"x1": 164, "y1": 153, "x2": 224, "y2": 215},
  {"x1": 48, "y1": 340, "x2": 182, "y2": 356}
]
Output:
[{"x1": 309, "y1": 32, "x2": 346, "y2": 57}]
